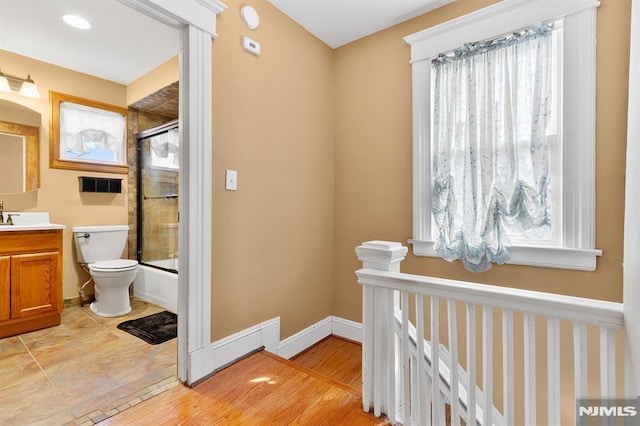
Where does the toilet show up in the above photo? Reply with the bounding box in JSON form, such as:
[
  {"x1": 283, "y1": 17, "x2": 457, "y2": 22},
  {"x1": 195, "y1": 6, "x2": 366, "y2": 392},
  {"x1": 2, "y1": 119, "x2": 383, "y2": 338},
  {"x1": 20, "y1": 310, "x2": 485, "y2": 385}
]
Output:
[{"x1": 72, "y1": 225, "x2": 138, "y2": 317}]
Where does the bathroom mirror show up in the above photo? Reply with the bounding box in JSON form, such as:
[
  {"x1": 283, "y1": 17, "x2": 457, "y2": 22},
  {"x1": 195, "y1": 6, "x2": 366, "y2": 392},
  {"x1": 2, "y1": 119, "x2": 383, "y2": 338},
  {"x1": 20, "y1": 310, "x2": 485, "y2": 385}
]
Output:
[
  {"x1": 0, "y1": 99, "x2": 41, "y2": 193},
  {"x1": 0, "y1": 119, "x2": 40, "y2": 193}
]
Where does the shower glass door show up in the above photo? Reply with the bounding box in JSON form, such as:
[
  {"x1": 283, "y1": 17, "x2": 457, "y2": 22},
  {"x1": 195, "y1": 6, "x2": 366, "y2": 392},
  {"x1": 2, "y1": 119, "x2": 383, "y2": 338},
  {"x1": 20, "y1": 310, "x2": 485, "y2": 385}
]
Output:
[{"x1": 137, "y1": 120, "x2": 179, "y2": 272}]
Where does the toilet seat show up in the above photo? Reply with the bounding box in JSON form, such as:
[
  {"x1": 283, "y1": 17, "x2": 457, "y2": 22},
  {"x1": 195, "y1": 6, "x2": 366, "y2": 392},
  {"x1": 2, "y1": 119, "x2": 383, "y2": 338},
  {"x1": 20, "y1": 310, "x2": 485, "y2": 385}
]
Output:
[{"x1": 90, "y1": 259, "x2": 138, "y2": 272}]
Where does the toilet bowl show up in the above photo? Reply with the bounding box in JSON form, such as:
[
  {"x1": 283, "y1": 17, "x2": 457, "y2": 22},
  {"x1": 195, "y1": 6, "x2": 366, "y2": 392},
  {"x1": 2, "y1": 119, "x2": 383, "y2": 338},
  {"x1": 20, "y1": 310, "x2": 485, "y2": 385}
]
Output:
[
  {"x1": 89, "y1": 259, "x2": 139, "y2": 317},
  {"x1": 72, "y1": 225, "x2": 139, "y2": 317}
]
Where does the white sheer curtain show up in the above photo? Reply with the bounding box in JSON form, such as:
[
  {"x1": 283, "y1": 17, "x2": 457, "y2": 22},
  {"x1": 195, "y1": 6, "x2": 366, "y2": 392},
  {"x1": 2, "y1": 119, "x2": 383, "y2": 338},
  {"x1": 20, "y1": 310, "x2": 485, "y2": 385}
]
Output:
[
  {"x1": 431, "y1": 23, "x2": 553, "y2": 272},
  {"x1": 59, "y1": 101, "x2": 125, "y2": 160}
]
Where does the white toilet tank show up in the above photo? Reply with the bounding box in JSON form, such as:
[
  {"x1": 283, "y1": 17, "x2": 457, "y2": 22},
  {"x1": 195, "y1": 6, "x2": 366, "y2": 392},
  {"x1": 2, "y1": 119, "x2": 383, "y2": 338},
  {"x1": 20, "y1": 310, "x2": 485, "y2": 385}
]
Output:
[{"x1": 72, "y1": 225, "x2": 130, "y2": 264}]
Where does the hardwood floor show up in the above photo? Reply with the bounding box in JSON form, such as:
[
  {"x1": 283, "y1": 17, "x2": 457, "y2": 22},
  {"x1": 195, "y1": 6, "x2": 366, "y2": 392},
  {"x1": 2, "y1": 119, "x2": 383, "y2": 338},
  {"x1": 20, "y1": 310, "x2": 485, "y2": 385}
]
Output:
[
  {"x1": 98, "y1": 341, "x2": 389, "y2": 425},
  {"x1": 291, "y1": 336, "x2": 362, "y2": 391}
]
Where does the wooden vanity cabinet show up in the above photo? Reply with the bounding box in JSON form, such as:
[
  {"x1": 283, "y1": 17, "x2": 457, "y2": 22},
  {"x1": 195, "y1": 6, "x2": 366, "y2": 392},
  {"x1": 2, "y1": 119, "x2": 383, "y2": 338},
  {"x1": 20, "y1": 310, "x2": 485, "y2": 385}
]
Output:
[{"x1": 0, "y1": 229, "x2": 63, "y2": 338}]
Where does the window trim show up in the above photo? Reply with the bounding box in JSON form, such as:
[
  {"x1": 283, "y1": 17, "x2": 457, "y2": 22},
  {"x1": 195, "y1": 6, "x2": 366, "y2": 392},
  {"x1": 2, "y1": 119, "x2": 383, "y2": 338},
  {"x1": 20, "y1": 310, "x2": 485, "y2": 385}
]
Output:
[
  {"x1": 404, "y1": 0, "x2": 602, "y2": 271},
  {"x1": 49, "y1": 91, "x2": 129, "y2": 174}
]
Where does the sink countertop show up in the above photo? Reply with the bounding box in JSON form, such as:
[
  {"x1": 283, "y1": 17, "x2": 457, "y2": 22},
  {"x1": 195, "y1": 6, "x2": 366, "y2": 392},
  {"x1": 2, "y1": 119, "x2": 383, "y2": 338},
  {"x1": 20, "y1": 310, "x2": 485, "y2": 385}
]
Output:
[{"x1": 0, "y1": 212, "x2": 66, "y2": 232}]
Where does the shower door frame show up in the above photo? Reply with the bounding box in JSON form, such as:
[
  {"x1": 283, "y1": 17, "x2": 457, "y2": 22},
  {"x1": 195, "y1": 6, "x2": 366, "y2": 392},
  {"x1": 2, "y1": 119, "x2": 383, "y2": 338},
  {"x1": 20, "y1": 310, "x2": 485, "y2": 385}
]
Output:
[
  {"x1": 116, "y1": 0, "x2": 226, "y2": 385},
  {"x1": 136, "y1": 119, "x2": 180, "y2": 273}
]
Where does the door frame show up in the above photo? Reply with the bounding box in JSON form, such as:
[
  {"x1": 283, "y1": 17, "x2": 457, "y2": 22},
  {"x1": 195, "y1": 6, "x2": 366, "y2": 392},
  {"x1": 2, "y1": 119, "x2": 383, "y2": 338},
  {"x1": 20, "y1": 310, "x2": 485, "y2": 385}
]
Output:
[{"x1": 115, "y1": 0, "x2": 226, "y2": 385}]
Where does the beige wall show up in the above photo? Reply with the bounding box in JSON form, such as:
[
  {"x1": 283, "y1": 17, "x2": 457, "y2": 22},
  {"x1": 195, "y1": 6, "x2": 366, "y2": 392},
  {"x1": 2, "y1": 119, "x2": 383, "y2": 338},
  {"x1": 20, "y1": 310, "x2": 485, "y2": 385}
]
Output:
[
  {"x1": 0, "y1": 50, "x2": 129, "y2": 300},
  {"x1": 211, "y1": 0, "x2": 335, "y2": 340}
]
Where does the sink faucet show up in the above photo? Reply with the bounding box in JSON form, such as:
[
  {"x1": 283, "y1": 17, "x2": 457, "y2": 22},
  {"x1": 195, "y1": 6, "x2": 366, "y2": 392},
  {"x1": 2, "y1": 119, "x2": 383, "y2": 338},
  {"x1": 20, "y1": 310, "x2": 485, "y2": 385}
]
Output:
[{"x1": 6, "y1": 214, "x2": 19, "y2": 225}]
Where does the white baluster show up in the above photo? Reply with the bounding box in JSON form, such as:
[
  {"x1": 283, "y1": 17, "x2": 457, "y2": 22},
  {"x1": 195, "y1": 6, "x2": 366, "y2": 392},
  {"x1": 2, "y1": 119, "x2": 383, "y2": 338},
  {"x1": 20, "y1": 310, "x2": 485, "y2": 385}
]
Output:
[
  {"x1": 467, "y1": 303, "x2": 477, "y2": 426},
  {"x1": 426, "y1": 371, "x2": 433, "y2": 425},
  {"x1": 431, "y1": 296, "x2": 441, "y2": 426},
  {"x1": 503, "y1": 310, "x2": 514, "y2": 426},
  {"x1": 574, "y1": 323, "x2": 587, "y2": 401},
  {"x1": 547, "y1": 318, "x2": 560, "y2": 426},
  {"x1": 363, "y1": 284, "x2": 374, "y2": 411},
  {"x1": 394, "y1": 296, "x2": 403, "y2": 422},
  {"x1": 387, "y1": 289, "x2": 397, "y2": 424},
  {"x1": 524, "y1": 313, "x2": 536, "y2": 426},
  {"x1": 394, "y1": 329, "x2": 403, "y2": 423},
  {"x1": 483, "y1": 307, "x2": 493, "y2": 426},
  {"x1": 416, "y1": 294, "x2": 427, "y2": 425},
  {"x1": 373, "y1": 286, "x2": 384, "y2": 417},
  {"x1": 410, "y1": 349, "x2": 419, "y2": 426},
  {"x1": 448, "y1": 300, "x2": 461, "y2": 426},
  {"x1": 402, "y1": 291, "x2": 411, "y2": 425},
  {"x1": 600, "y1": 327, "x2": 616, "y2": 399}
]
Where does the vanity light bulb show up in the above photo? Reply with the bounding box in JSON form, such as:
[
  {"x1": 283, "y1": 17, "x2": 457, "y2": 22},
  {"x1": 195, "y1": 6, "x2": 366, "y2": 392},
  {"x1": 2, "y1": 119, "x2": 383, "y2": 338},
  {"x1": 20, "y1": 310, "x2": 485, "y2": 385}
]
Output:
[{"x1": 19, "y1": 77, "x2": 40, "y2": 99}]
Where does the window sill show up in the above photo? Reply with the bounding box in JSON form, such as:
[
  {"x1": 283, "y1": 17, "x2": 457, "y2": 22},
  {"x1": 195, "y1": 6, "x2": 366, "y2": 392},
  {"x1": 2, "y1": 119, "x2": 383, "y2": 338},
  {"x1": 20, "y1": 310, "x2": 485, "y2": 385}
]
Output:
[{"x1": 408, "y1": 239, "x2": 602, "y2": 271}]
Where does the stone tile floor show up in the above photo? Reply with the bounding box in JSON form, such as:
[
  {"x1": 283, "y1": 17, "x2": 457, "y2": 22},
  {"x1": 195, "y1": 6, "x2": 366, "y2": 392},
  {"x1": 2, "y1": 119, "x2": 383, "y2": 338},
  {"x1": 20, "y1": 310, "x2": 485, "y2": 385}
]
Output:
[{"x1": 0, "y1": 299, "x2": 177, "y2": 425}]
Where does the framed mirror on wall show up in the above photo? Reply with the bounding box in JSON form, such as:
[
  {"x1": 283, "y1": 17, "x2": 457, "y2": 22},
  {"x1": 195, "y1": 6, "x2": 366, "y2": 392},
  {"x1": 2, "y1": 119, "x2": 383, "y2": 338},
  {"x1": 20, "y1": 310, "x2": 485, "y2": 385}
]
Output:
[{"x1": 0, "y1": 119, "x2": 39, "y2": 194}]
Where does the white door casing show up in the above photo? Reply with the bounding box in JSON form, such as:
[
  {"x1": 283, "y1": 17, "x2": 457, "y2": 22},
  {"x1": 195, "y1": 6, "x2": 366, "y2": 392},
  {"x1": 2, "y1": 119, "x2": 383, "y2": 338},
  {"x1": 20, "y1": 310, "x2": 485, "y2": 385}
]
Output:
[
  {"x1": 625, "y1": 0, "x2": 640, "y2": 398},
  {"x1": 115, "y1": 0, "x2": 226, "y2": 385}
]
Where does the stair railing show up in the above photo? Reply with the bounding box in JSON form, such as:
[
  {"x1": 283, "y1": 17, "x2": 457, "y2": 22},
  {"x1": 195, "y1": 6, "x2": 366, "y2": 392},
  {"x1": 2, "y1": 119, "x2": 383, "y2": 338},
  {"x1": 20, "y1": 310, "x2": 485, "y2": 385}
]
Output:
[{"x1": 355, "y1": 241, "x2": 624, "y2": 426}]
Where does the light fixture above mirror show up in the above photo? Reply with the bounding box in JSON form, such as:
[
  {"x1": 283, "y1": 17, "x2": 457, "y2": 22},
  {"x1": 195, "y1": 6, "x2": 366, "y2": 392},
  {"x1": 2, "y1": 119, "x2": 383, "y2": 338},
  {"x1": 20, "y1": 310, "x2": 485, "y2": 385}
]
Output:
[{"x1": 0, "y1": 70, "x2": 41, "y2": 99}]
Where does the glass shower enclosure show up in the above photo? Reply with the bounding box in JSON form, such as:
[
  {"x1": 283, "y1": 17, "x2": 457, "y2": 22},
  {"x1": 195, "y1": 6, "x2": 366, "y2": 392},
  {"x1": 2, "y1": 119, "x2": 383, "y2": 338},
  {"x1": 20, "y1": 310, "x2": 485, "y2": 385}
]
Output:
[{"x1": 136, "y1": 120, "x2": 179, "y2": 272}]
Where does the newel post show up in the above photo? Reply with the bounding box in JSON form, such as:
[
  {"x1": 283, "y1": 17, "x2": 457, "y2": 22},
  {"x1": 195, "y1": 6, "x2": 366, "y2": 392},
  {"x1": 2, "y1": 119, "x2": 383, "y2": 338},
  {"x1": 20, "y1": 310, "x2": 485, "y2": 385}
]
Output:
[
  {"x1": 356, "y1": 241, "x2": 407, "y2": 422},
  {"x1": 356, "y1": 241, "x2": 408, "y2": 273}
]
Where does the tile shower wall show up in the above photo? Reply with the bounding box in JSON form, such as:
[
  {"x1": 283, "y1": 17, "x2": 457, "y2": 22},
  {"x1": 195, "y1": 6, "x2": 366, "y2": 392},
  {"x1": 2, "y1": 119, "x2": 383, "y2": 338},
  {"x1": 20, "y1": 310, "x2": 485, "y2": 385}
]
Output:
[{"x1": 126, "y1": 82, "x2": 179, "y2": 261}]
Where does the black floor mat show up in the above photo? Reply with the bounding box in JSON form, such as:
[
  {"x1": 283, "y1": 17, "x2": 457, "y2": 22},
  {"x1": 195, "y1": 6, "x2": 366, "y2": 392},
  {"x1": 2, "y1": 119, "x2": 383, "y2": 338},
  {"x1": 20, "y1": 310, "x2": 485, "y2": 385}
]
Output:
[{"x1": 117, "y1": 311, "x2": 177, "y2": 345}]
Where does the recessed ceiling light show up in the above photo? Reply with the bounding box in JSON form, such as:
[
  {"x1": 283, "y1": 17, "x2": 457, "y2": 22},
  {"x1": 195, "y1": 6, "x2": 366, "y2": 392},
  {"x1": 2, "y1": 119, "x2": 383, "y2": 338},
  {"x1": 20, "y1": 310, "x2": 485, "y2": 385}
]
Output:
[{"x1": 62, "y1": 14, "x2": 92, "y2": 30}]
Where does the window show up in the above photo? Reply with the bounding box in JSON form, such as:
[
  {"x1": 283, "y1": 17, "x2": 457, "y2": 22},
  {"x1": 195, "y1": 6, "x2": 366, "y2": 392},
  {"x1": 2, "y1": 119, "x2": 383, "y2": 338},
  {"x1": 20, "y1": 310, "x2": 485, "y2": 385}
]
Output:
[
  {"x1": 50, "y1": 91, "x2": 128, "y2": 174},
  {"x1": 405, "y1": 0, "x2": 602, "y2": 271}
]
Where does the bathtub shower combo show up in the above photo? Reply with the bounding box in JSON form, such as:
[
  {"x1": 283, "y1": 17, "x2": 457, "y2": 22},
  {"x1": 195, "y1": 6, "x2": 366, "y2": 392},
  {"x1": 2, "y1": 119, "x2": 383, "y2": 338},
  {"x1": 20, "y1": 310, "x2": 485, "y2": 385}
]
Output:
[{"x1": 134, "y1": 120, "x2": 179, "y2": 313}]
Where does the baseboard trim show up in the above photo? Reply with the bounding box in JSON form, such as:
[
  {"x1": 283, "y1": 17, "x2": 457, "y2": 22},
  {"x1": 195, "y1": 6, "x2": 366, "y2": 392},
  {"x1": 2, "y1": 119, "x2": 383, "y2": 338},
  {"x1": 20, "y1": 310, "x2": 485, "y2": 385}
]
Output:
[
  {"x1": 331, "y1": 316, "x2": 363, "y2": 343},
  {"x1": 187, "y1": 315, "x2": 363, "y2": 384},
  {"x1": 188, "y1": 317, "x2": 280, "y2": 384},
  {"x1": 277, "y1": 315, "x2": 363, "y2": 359},
  {"x1": 277, "y1": 317, "x2": 333, "y2": 359}
]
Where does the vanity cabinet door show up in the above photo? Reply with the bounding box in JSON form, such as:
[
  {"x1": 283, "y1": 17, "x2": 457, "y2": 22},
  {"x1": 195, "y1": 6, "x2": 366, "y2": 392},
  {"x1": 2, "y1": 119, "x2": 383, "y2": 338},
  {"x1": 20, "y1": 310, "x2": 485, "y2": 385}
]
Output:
[
  {"x1": 10, "y1": 251, "x2": 61, "y2": 318},
  {"x1": 0, "y1": 256, "x2": 9, "y2": 321}
]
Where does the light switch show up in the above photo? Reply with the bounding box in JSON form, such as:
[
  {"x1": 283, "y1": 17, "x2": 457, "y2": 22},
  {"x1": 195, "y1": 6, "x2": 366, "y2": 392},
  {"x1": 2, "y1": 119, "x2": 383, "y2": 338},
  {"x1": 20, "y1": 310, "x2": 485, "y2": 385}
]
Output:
[{"x1": 225, "y1": 169, "x2": 238, "y2": 191}]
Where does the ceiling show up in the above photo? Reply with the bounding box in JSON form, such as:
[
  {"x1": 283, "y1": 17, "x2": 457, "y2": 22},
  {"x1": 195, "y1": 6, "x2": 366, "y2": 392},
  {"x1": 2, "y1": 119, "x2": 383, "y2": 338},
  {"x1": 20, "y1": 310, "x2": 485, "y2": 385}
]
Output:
[
  {"x1": 267, "y1": 0, "x2": 455, "y2": 49},
  {"x1": 0, "y1": 0, "x2": 179, "y2": 85},
  {"x1": 0, "y1": 0, "x2": 452, "y2": 85}
]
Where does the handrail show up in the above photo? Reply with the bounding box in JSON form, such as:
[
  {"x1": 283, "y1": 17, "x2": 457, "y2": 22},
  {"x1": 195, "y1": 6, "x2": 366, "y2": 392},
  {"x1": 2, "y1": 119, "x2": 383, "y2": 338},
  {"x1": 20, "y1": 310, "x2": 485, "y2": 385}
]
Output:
[{"x1": 356, "y1": 268, "x2": 624, "y2": 329}]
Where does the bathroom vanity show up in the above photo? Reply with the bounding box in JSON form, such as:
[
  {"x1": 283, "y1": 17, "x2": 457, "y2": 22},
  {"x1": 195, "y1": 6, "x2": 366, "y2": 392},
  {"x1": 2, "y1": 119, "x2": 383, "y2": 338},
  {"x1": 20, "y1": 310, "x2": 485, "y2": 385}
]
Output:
[{"x1": 0, "y1": 217, "x2": 65, "y2": 338}]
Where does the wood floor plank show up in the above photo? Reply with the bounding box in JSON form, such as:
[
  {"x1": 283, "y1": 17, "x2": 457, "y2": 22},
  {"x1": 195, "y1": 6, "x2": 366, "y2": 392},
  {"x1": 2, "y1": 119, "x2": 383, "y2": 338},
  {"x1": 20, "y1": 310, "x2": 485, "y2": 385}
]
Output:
[
  {"x1": 99, "y1": 351, "x2": 388, "y2": 425},
  {"x1": 291, "y1": 336, "x2": 362, "y2": 391}
]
